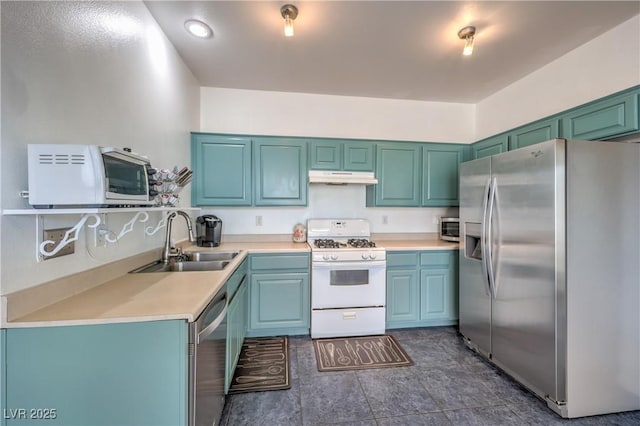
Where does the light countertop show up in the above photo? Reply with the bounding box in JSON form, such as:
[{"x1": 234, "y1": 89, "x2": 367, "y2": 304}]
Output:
[
  {"x1": 4, "y1": 239, "x2": 456, "y2": 328},
  {"x1": 378, "y1": 239, "x2": 459, "y2": 251},
  {"x1": 5, "y1": 242, "x2": 310, "y2": 328}
]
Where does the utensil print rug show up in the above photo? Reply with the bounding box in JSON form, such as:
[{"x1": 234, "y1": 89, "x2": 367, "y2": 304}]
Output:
[
  {"x1": 313, "y1": 335, "x2": 413, "y2": 372},
  {"x1": 228, "y1": 336, "x2": 290, "y2": 394}
]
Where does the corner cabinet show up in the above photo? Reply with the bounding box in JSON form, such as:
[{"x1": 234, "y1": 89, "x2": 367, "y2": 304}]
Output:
[
  {"x1": 247, "y1": 253, "x2": 310, "y2": 337},
  {"x1": 422, "y1": 144, "x2": 465, "y2": 207},
  {"x1": 386, "y1": 250, "x2": 458, "y2": 329},
  {"x1": 191, "y1": 133, "x2": 252, "y2": 206},
  {"x1": 367, "y1": 142, "x2": 465, "y2": 207},
  {"x1": 3, "y1": 321, "x2": 188, "y2": 426},
  {"x1": 253, "y1": 138, "x2": 308, "y2": 206}
]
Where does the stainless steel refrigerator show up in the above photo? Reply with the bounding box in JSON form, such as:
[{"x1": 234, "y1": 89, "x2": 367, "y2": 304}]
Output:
[{"x1": 459, "y1": 138, "x2": 640, "y2": 418}]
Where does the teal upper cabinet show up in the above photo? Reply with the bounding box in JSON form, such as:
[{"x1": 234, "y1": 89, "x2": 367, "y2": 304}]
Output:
[
  {"x1": 422, "y1": 144, "x2": 464, "y2": 206},
  {"x1": 191, "y1": 133, "x2": 252, "y2": 206},
  {"x1": 253, "y1": 138, "x2": 308, "y2": 206},
  {"x1": 343, "y1": 141, "x2": 374, "y2": 171},
  {"x1": 310, "y1": 139, "x2": 342, "y2": 170},
  {"x1": 509, "y1": 118, "x2": 560, "y2": 150},
  {"x1": 561, "y1": 90, "x2": 639, "y2": 140},
  {"x1": 471, "y1": 134, "x2": 509, "y2": 159},
  {"x1": 309, "y1": 140, "x2": 374, "y2": 171},
  {"x1": 367, "y1": 142, "x2": 421, "y2": 207}
]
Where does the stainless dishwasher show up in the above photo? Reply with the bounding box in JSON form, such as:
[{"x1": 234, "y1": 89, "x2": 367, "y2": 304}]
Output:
[{"x1": 188, "y1": 284, "x2": 228, "y2": 426}]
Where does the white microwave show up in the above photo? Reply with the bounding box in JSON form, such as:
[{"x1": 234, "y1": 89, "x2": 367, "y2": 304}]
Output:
[{"x1": 28, "y1": 144, "x2": 154, "y2": 208}]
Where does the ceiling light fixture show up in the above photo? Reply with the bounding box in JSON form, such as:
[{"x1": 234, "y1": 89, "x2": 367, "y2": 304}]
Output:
[
  {"x1": 280, "y1": 4, "x2": 298, "y2": 37},
  {"x1": 184, "y1": 19, "x2": 213, "y2": 39},
  {"x1": 457, "y1": 26, "x2": 476, "y2": 56}
]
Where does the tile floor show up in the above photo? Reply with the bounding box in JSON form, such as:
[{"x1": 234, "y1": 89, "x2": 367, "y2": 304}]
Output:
[{"x1": 220, "y1": 327, "x2": 640, "y2": 425}]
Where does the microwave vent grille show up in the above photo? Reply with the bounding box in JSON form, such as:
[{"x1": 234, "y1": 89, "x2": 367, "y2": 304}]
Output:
[{"x1": 38, "y1": 154, "x2": 86, "y2": 165}]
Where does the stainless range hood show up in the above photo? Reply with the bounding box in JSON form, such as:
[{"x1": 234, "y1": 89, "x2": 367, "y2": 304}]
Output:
[{"x1": 308, "y1": 170, "x2": 378, "y2": 185}]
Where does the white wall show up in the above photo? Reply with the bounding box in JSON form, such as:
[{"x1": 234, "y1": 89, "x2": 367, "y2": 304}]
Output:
[
  {"x1": 201, "y1": 87, "x2": 475, "y2": 143},
  {"x1": 0, "y1": 2, "x2": 200, "y2": 294},
  {"x1": 200, "y1": 86, "x2": 472, "y2": 237},
  {"x1": 201, "y1": 185, "x2": 457, "y2": 237},
  {"x1": 476, "y1": 15, "x2": 640, "y2": 140}
]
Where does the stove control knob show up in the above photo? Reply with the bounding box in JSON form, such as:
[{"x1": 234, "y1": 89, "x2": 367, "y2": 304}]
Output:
[
  {"x1": 323, "y1": 254, "x2": 330, "y2": 261},
  {"x1": 369, "y1": 253, "x2": 377, "y2": 260},
  {"x1": 331, "y1": 254, "x2": 338, "y2": 261},
  {"x1": 361, "y1": 253, "x2": 368, "y2": 260}
]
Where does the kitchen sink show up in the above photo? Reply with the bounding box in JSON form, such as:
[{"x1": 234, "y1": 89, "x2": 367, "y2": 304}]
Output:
[
  {"x1": 183, "y1": 251, "x2": 239, "y2": 262},
  {"x1": 130, "y1": 259, "x2": 230, "y2": 273}
]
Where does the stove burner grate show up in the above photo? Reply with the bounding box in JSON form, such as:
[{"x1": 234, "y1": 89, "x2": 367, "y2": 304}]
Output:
[
  {"x1": 313, "y1": 239, "x2": 344, "y2": 249},
  {"x1": 313, "y1": 238, "x2": 376, "y2": 249},
  {"x1": 348, "y1": 238, "x2": 376, "y2": 248}
]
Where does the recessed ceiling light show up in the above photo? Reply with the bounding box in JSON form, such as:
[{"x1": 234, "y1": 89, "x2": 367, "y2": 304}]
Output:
[{"x1": 184, "y1": 19, "x2": 213, "y2": 39}]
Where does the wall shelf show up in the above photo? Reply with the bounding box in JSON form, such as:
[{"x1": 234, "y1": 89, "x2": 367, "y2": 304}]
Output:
[
  {"x1": 2, "y1": 207, "x2": 201, "y2": 261},
  {"x1": 2, "y1": 207, "x2": 200, "y2": 216}
]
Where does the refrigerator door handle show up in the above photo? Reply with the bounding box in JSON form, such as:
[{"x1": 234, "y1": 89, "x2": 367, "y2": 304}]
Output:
[
  {"x1": 481, "y1": 177, "x2": 492, "y2": 297},
  {"x1": 486, "y1": 177, "x2": 498, "y2": 298}
]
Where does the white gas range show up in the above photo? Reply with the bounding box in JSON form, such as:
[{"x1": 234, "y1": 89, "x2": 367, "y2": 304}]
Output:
[{"x1": 307, "y1": 219, "x2": 386, "y2": 339}]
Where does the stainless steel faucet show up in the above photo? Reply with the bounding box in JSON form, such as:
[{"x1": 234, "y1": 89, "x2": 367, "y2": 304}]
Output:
[{"x1": 162, "y1": 211, "x2": 196, "y2": 263}]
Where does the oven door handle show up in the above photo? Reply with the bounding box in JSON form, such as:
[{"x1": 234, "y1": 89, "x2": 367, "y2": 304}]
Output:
[{"x1": 312, "y1": 260, "x2": 387, "y2": 269}]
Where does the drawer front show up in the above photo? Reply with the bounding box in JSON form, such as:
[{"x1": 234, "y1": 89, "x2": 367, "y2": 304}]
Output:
[
  {"x1": 420, "y1": 252, "x2": 452, "y2": 268},
  {"x1": 250, "y1": 253, "x2": 310, "y2": 271},
  {"x1": 311, "y1": 307, "x2": 385, "y2": 339},
  {"x1": 387, "y1": 252, "x2": 419, "y2": 268}
]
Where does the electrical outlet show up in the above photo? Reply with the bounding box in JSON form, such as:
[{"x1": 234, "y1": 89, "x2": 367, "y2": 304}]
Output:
[
  {"x1": 43, "y1": 227, "x2": 75, "y2": 260},
  {"x1": 382, "y1": 215, "x2": 388, "y2": 225},
  {"x1": 255, "y1": 215, "x2": 263, "y2": 226}
]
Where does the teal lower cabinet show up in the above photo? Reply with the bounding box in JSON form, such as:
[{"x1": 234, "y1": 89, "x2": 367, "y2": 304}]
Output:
[
  {"x1": 1, "y1": 330, "x2": 6, "y2": 424},
  {"x1": 386, "y1": 250, "x2": 458, "y2": 329},
  {"x1": 386, "y1": 269, "x2": 419, "y2": 323},
  {"x1": 247, "y1": 253, "x2": 310, "y2": 337},
  {"x1": 225, "y1": 259, "x2": 248, "y2": 394},
  {"x1": 3, "y1": 321, "x2": 188, "y2": 426},
  {"x1": 562, "y1": 90, "x2": 639, "y2": 140}
]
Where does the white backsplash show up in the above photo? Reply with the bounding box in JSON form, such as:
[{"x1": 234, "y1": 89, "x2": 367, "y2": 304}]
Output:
[{"x1": 200, "y1": 184, "x2": 457, "y2": 236}]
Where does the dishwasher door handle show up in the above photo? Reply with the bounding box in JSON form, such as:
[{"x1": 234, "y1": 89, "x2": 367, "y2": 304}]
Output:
[{"x1": 198, "y1": 295, "x2": 228, "y2": 344}]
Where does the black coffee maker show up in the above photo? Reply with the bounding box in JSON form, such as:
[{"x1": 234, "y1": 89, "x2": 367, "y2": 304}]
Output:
[{"x1": 196, "y1": 215, "x2": 222, "y2": 247}]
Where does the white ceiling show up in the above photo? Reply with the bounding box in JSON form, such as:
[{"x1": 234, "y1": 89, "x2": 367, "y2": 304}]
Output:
[{"x1": 145, "y1": 1, "x2": 639, "y2": 103}]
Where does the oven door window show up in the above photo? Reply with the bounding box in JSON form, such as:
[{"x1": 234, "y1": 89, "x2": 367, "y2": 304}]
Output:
[
  {"x1": 330, "y1": 269, "x2": 369, "y2": 286},
  {"x1": 102, "y1": 154, "x2": 147, "y2": 196}
]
